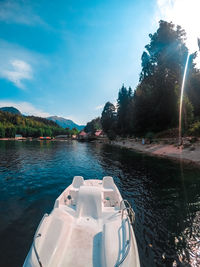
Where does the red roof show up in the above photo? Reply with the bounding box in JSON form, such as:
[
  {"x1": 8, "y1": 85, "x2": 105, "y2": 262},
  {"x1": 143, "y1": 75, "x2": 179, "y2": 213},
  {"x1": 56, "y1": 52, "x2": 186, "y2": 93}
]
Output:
[
  {"x1": 39, "y1": 136, "x2": 51, "y2": 140},
  {"x1": 95, "y1": 130, "x2": 103, "y2": 136},
  {"x1": 79, "y1": 131, "x2": 87, "y2": 136}
]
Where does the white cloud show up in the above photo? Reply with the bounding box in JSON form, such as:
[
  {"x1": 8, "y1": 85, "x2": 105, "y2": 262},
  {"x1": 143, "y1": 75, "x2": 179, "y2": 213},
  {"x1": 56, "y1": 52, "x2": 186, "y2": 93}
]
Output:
[
  {"x1": 156, "y1": 0, "x2": 200, "y2": 53},
  {"x1": 0, "y1": 39, "x2": 48, "y2": 89},
  {"x1": 95, "y1": 104, "x2": 104, "y2": 110},
  {"x1": 0, "y1": 0, "x2": 46, "y2": 26},
  {"x1": 1, "y1": 59, "x2": 32, "y2": 89},
  {"x1": 0, "y1": 100, "x2": 50, "y2": 117}
]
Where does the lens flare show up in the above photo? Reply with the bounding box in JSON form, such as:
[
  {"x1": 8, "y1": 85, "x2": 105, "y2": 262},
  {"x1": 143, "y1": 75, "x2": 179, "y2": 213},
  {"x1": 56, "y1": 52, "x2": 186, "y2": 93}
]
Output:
[{"x1": 179, "y1": 53, "x2": 190, "y2": 145}]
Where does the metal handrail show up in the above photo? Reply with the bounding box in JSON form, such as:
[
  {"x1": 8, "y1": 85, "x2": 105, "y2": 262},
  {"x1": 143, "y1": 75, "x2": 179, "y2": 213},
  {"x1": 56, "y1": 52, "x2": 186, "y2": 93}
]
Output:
[
  {"x1": 114, "y1": 200, "x2": 135, "y2": 267},
  {"x1": 120, "y1": 199, "x2": 135, "y2": 224},
  {"x1": 114, "y1": 217, "x2": 131, "y2": 267},
  {"x1": 33, "y1": 213, "x2": 48, "y2": 267},
  {"x1": 120, "y1": 199, "x2": 131, "y2": 210}
]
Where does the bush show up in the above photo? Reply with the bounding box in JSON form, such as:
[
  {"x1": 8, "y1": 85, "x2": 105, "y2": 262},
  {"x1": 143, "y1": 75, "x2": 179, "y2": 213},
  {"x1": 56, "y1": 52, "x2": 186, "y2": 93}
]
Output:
[
  {"x1": 155, "y1": 128, "x2": 179, "y2": 138},
  {"x1": 188, "y1": 121, "x2": 200, "y2": 136}
]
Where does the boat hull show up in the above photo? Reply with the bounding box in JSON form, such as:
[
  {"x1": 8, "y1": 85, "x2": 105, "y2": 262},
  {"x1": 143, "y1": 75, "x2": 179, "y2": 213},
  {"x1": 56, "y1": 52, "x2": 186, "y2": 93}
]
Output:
[{"x1": 23, "y1": 177, "x2": 140, "y2": 267}]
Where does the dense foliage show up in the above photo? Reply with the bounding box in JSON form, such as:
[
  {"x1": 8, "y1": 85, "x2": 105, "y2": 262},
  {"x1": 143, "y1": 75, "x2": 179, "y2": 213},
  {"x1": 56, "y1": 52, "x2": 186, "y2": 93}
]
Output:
[
  {"x1": 99, "y1": 21, "x2": 200, "y2": 138},
  {"x1": 84, "y1": 117, "x2": 102, "y2": 134},
  {"x1": 0, "y1": 111, "x2": 78, "y2": 138}
]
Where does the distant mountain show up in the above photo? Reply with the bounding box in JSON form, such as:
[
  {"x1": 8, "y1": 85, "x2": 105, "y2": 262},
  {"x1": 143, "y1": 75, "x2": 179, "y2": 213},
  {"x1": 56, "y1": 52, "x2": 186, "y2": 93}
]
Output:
[
  {"x1": 0, "y1": 106, "x2": 85, "y2": 131},
  {"x1": 47, "y1": 116, "x2": 85, "y2": 130},
  {"x1": 0, "y1": 106, "x2": 21, "y2": 115}
]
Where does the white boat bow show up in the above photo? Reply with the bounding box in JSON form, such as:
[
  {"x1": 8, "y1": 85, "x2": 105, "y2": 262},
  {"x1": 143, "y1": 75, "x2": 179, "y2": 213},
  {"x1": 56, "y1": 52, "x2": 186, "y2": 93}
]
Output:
[{"x1": 23, "y1": 176, "x2": 140, "y2": 267}]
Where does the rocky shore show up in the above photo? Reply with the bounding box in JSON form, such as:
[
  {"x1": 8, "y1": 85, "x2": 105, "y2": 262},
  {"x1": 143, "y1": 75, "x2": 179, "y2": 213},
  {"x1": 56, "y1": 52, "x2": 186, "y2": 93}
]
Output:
[{"x1": 109, "y1": 137, "x2": 200, "y2": 167}]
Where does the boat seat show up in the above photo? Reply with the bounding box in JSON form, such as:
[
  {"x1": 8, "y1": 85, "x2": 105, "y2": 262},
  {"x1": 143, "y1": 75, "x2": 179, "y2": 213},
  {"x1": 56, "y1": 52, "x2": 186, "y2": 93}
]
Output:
[
  {"x1": 103, "y1": 176, "x2": 118, "y2": 207},
  {"x1": 76, "y1": 186, "x2": 102, "y2": 219},
  {"x1": 103, "y1": 176, "x2": 115, "y2": 191},
  {"x1": 72, "y1": 176, "x2": 84, "y2": 190},
  {"x1": 65, "y1": 177, "x2": 84, "y2": 206}
]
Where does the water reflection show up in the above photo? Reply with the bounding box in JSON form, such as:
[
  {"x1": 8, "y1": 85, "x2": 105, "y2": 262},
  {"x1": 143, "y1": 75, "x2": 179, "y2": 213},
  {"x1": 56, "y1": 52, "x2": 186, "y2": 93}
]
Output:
[
  {"x1": 96, "y1": 144, "x2": 200, "y2": 266},
  {"x1": 0, "y1": 141, "x2": 200, "y2": 267}
]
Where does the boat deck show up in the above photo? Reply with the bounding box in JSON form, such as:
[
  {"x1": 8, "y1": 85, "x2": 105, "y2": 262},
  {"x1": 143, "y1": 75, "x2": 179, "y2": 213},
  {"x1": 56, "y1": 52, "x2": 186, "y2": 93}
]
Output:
[{"x1": 23, "y1": 177, "x2": 140, "y2": 267}]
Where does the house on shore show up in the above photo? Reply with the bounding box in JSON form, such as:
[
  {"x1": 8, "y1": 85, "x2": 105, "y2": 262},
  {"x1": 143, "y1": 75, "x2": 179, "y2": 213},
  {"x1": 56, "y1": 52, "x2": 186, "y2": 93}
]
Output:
[
  {"x1": 78, "y1": 130, "x2": 106, "y2": 141},
  {"x1": 78, "y1": 130, "x2": 88, "y2": 140},
  {"x1": 39, "y1": 136, "x2": 51, "y2": 140},
  {"x1": 72, "y1": 134, "x2": 77, "y2": 139},
  {"x1": 94, "y1": 130, "x2": 105, "y2": 138},
  {"x1": 15, "y1": 134, "x2": 22, "y2": 140},
  {"x1": 15, "y1": 134, "x2": 26, "y2": 140}
]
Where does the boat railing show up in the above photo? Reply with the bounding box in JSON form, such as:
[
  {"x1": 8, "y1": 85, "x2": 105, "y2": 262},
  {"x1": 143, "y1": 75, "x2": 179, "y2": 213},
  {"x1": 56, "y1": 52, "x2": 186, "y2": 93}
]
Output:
[
  {"x1": 114, "y1": 216, "x2": 131, "y2": 267},
  {"x1": 120, "y1": 199, "x2": 135, "y2": 225},
  {"x1": 33, "y1": 213, "x2": 48, "y2": 267},
  {"x1": 114, "y1": 200, "x2": 135, "y2": 267}
]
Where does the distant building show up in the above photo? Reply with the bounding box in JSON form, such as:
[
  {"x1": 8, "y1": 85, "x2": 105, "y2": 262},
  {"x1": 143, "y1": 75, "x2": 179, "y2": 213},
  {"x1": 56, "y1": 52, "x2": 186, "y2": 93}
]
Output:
[
  {"x1": 78, "y1": 131, "x2": 88, "y2": 140},
  {"x1": 39, "y1": 136, "x2": 51, "y2": 140},
  {"x1": 15, "y1": 134, "x2": 22, "y2": 140},
  {"x1": 15, "y1": 134, "x2": 26, "y2": 140},
  {"x1": 94, "y1": 130, "x2": 104, "y2": 137}
]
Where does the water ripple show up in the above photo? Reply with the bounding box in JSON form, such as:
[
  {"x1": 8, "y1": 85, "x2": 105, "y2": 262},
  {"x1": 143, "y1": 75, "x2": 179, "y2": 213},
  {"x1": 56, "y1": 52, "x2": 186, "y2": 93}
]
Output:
[{"x1": 0, "y1": 141, "x2": 200, "y2": 267}]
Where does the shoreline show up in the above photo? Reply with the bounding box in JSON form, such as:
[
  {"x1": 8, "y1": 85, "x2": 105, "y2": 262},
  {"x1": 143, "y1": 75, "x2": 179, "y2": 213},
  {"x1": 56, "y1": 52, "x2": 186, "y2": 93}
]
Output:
[
  {"x1": 1, "y1": 137, "x2": 200, "y2": 168},
  {"x1": 109, "y1": 138, "x2": 200, "y2": 168},
  {"x1": 0, "y1": 138, "x2": 77, "y2": 141}
]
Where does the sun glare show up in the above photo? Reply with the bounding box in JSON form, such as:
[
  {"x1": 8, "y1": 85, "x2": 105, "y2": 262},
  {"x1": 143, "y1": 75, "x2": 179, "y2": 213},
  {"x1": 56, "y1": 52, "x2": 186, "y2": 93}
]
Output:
[{"x1": 157, "y1": 0, "x2": 200, "y2": 66}]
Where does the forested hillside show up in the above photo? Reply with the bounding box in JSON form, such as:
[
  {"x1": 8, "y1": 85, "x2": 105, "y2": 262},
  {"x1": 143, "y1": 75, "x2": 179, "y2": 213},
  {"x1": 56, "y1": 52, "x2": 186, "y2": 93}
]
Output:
[
  {"x1": 47, "y1": 116, "x2": 85, "y2": 130},
  {"x1": 0, "y1": 111, "x2": 70, "y2": 138}
]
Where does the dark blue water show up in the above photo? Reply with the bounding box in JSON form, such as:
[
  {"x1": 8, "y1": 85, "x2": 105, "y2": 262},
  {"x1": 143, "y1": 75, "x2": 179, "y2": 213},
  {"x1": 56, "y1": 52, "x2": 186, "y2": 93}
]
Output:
[{"x1": 0, "y1": 140, "x2": 200, "y2": 267}]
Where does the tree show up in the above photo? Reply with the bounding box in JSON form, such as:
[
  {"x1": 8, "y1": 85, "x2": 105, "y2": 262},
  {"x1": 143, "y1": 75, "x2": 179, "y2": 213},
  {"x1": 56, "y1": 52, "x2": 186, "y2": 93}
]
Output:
[
  {"x1": 65, "y1": 127, "x2": 71, "y2": 137},
  {"x1": 186, "y1": 69, "x2": 200, "y2": 119},
  {"x1": 5, "y1": 126, "x2": 16, "y2": 137},
  {"x1": 84, "y1": 117, "x2": 102, "y2": 134},
  {"x1": 117, "y1": 85, "x2": 133, "y2": 135},
  {"x1": 181, "y1": 96, "x2": 194, "y2": 132},
  {"x1": 133, "y1": 20, "x2": 194, "y2": 134},
  {"x1": 0, "y1": 125, "x2": 5, "y2": 138},
  {"x1": 101, "y1": 102, "x2": 116, "y2": 133},
  {"x1": 71, "y1": 127, "x2": 79, "y2": 136}
]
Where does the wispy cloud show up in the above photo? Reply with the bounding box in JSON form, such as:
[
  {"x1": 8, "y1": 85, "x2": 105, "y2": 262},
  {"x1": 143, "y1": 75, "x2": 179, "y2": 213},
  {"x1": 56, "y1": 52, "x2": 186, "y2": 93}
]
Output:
[
  {"x1": 0, "y1": 100, "x2": 50, "y2": 117},
  {"x1": 155, "y1": 0, "x2": 200, "y2": 53},
  {"x1": 0, "y1": 0, "x2": 46, "y2": 26},
  {"x1": 0, "y1": 39, "x2": 48, "y2": 89},
  {"x1": 1, "y1": 59, "x2": 32, "y2": 89}
]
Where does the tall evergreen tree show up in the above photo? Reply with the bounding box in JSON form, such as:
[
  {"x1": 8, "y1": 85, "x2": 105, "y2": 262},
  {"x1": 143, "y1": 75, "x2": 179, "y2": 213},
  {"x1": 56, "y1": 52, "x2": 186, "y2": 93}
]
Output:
[
  {"x1": 101, "y1": 102, "x2": 116, "y2": 134},
  {"x1": 117, "y1": 85, "x2": 133, "y2": 135},
  {"x1": 133, "y1": 20, "x2": 195, "y2": 134}
]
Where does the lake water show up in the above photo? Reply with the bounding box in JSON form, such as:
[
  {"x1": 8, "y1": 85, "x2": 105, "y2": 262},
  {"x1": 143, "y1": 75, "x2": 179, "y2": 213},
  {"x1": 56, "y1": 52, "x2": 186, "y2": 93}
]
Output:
[{"x1": 0, "y1": 140, "x2": 200, "y2": 267}]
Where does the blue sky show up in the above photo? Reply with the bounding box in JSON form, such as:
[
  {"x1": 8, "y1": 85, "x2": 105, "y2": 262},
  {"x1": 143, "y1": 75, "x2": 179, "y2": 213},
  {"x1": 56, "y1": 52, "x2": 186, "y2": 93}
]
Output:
[{"x1": 0, "y1": 0, "x2": 199, "y2": 124}]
